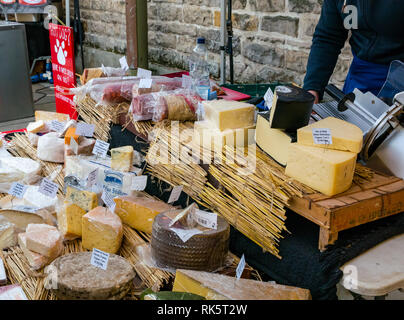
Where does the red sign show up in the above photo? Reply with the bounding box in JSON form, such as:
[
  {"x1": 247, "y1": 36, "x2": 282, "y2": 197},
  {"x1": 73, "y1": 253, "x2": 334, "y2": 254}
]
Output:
[
  {"x1": 18, "y1": 0, "x2": 47, "y2": 5},
  {"x1": 49, "y1": 23, "x2": 77, "y2": 119}
]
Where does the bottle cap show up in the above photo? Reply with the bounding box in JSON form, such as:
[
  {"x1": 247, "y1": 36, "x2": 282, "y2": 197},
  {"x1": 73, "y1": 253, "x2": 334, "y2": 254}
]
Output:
[{"x1": 197, "y1": 37, "x2": 205, "y2": 44}]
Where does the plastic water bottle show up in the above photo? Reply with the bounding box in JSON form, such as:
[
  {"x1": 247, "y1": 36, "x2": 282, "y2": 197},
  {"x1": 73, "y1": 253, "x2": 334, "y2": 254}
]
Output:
[{"x1": 189, "y1": 37, "x2": 211, "y2": 100}]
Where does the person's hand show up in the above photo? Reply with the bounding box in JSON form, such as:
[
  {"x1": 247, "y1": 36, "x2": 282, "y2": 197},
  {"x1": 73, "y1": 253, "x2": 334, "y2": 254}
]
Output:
[{"x1": 308, "y1": 90, "x2": 320, "y2": 104}]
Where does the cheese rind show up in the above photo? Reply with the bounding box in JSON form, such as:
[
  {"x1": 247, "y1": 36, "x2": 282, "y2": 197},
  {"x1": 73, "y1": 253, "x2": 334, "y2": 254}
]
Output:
[
  {"x1": 35, "y1": 111, "x2": 70, "y2": 122},
  {"x1": 297, "y1": 117, "x2": 363, "y2": 153},
  {"x1": 194, "y1": 121, "x2": 255, "y2": 150},
  {"x1": 202, "y1": 100, "x2": 255, "y2": 131},
  {"x1": 285, "y1": 143, "x2": 357, "y2": 196},
  {"x1": 173, "y1": 269, "x2": 311, "y2": 300},
  {"x1": 25, "y1": 224, "x2": 64, "y2": 258},
  {"x1": 0, "y1": 217, "x2": 16, "y2": 250},
  {"x1": 111, "y1": 146, "x2": 134, "y2": 172},
  {"x1": 82, "y1": 206, "x2": 123, "y2": 254},
  {"x1": 114, "y1": 195, "x2": 173, "y2": 233},
  {"x1": 18, "y1": 232, "x2": 51, "y2": 270}
]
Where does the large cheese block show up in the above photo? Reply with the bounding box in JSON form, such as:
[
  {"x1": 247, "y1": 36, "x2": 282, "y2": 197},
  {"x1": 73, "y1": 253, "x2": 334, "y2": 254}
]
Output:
[
  {"x1": 37, "y1": 132, "x2": 65, "y2": 163},
  {"x1": 113, "y1": 194, "x2": 174, "y2": 233},
  {"x1": 297, "y1": 117, "x2": 363, "y2": 153},
  {"x1": 256, "y1": 113, "x2": 296, "y2": 166},
  {"x1": 25, "y1": 224, "x2": 64, "y2": 258},
  {"x1": 151, "y1": 210, "x2": 230, "y2": 271},
  {"x1": 173, "y1": 269, "x2": 311, "y2": 300},
  {"x1": 285, "y1": 144, "x2": 357, "y2": 196},
  {"x1": 35, "y1": 111, "x2": 70, "y2": 122},
  {"x1": 0, "y1": 206, "x2": 55, "y2": 233},
  {"x1": 27, "y1": 120, "x2": 47, "y2": 134},
  {"x1": 194, "y1": 121, "x2": 255, "y2": 150},
  {"x1": 18, "y1": 232, "x2": 51, "y2": 270},
  {"x1": 0, "y1": 157, "x2": 41, "y2": 189},
  {"x1": 269, "y1": 84, "x2": 315, "y2": 130},
  {"x1": 82, "y1": 206, "x2": 123, "y2": 254},
  {"x1": 0, "y1": 216, "x2": 16, "y2": 250},
  {"x1": 202, "y1": 100, "x2": 255, "y2": 131},
  {"x1": 111, "y1": 146, "x2": 134, "y2": 172},
  {"x1": 58, "y1": 203, "x2": 86, "y2": 239},
  {"x1": 47, "y1": 252, "x2": 135, "y2": 300}
]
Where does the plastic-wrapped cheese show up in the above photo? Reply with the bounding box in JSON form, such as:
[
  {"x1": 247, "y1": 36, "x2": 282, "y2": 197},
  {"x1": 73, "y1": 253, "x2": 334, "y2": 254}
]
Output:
[
  {"x1": 285, "y1": 143, "x2": 357, "y2": 196},
  {"x1": 0, "y1": 157, "x2": 41, "y2": 192},
  {"x1": 37, "y1": 132, "x2": 65, "y2": 163}
]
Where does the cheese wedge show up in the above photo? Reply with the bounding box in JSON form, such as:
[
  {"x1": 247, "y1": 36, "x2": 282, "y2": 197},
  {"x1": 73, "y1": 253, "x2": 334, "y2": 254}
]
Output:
[
  {"x1": 173, "y1": 269, "x2": 311, "y2": 300},
  {"x1": 111, "y1": 146, "x2": 134, "y2": 172},
  {"x1": 285, "y1": 143, "x2": 357, "y2": 196},
  {"x1": 25, "y1": 224, "x2": 64, "y2": 258},
  {"x1": 297, "y1": 117, "x2": 363, "y2": 153},
  {"x1": 202, "y1": 100, "x2": 255, "y2": 131},
  {"x1": 27, "y1": 120, "x2": 47, "y2": 134},
  {"x1": 66, "y1": 187, "x2": 98, "y2": 212},
  {"x1": 82, "y1": 206, "x2": 123, "y2": 254},
  {"x1": 57, "y1": 203, "x2": 86, "y2": 238},
  {"x1": 64, "y1": 127, "x2": 81, "y2": 145},
  {"x1": 18, "y1": 232, "x2": 50, "y2": 270},
  {"x1": 0, "y1": 217, "x2": 16, "y2": 250},
  {"x1": 35, "y1": 111, "x2": 70, "y2": 122},
  {"x1": 114, "y1": 195, "x2": 173, "y2": 233}
]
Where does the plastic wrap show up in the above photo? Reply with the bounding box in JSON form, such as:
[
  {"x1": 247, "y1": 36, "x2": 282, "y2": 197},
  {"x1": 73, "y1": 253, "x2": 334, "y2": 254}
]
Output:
[
  {"x1": 37, "y1": 132, "x2": 65, "y2": 163},
  {"x1": 101, "y1": 65, "x2": 127, "y2": 78},
  {"x1": 150, "y1": 209, "x2": 230, "y2": 272},
  {"x1": 132, "y1": 77, "x2": 183, "y2": 96}
]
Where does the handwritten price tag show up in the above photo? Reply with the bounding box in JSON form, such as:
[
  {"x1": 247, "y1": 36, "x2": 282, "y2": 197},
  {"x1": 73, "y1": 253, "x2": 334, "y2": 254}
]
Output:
[
  {"x1": 101, "y1": 190, "x2": 116, "y2": 212},
  {"x1": 312, "y1": 128, "x2": 332, "y2": 145},
  {"x1": 49, "y1": 120, "x2": 65, "y2": 133},
  {"x1": 90, "y1": 248, "x2": 109, "y2": 270},
  {"x1": 139, "y1": 78, "x2": 153, "y2": 89},
  {"x1": 236, "y1": 254, "x2": 246, "y2": 279},
  {"x1": 86, "y1": 168, "x2": 99, "y2": 189},
  {"x1": 137, "y1": 68, "x2": 152, "y2": 79},
  {"x1": 38, "y1": 178, "x2": 59, "y2": 199},
  {"x1": 8, "y1": 182, "x2": 27, "y2": 199},
  {"x1": 168, "y1": 185, "x2": 183, "y2": 204},
  {"x1": 75, "y1": 122, "x2": 95, "y2": 137},
  {"x1": 92, "y1": 140, "x2": 110, "y2": 158}
]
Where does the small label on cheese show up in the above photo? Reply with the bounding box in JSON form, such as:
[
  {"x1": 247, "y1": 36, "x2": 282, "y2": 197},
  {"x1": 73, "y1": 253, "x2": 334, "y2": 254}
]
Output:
[
  {"x1": 101, "y1": 191, "x2": 116, "y2": 212},
  {"x1": 168, "y1": 185, "x2": 183, "y2": 204},
  {"x1": 49, "y1": 120, "x2": 65, "y2": 133},
  {"x1": 75, "y1": 123, "x2": 95, "y2": 137},
  {"x1": 131, "y1": 175, "x2": 148, "y2": 191},
  {"x1": 195, "y1": 210, "x2": 217, "y2": 230},
  {"x1": 92, "y1": 140, "x2": 110, "y2": 158},
  {"x1": 236, "y1": 254, "x2": 246, "y2": 279},
  {"x1": 169, "y1": 227, "x2": 203, "y2": 243},
  {"x1": 312, "y1": 128, "x2": 332, "y2": 145},
  {"x1": 86, "y1": 168, "x2": 99, "y2": 189},
  {"x1": 139, "y1": 78, "x2": 153, "y2": 89},
  {"x1": 38, "y1": 178, "x2": 59, "y2": 198},
  {"x1": 90, "y1": 248, "x2": 109, "y2": 270},
  {"x1": 8, "y1": 182, "x2": 28, "y2": 199},
  {"x1": 137, "y1": 68, "x2": 152, "y2": 79}
]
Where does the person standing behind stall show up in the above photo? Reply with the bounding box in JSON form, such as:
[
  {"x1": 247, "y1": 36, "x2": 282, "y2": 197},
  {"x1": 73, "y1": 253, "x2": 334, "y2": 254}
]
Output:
[{"x1": 303, "y1": 0, "x2": 404, "y2": 103}]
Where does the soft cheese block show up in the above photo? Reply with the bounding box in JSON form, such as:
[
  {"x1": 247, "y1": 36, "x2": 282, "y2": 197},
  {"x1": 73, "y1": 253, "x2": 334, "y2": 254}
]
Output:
[
  {"x1": 82, "y1": 206, "x2": 123, "y2": 254},
  {"x1": 114, "y1": 195, "x2": 174, "y2": 233},
  {"x1": 297, "y1": 117, "x2": 363, "y2": 153},
  {"x1": 27, "y1": 120, "x2": 47, "y2": 134},
  {"x1": 37, "y1": 132, "x2": 65, "y2": 163},
  {"x1": 0, "y1": 157, "x2": 41, "y2": 186},
  {"x1": 25, "y1": 224, "x2": 64, "y2": 258},
  {"x1": 35, "y1": 111, "x2": 70, "y2": 122},
  {"x1": 111, "y1": 146, "x2": 134, "y2": 172},
  {"x1": 256, "y1": 113, "x2": 296, "y2": 166},
  {"x1": 202, "y1": 100, "x2": 255, "y2": 131},
  {"x1": 173, "y1": 269, "x2": 311, "y2": 300},
  {"x1": 285, "y1": 144, "x2": 357, "y2": 196},
  {"x1": 194, "y1": 121, "x2": 255, "y2": 150},
  {"x1": 18, "y1": 232, "x2": 51, "y2": 270}
]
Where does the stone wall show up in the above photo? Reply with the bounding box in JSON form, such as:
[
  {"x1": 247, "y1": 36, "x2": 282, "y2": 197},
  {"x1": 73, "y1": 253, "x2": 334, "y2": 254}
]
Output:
[{"x1": 77, "y1": 0, "x2": 352, "y2": 86}]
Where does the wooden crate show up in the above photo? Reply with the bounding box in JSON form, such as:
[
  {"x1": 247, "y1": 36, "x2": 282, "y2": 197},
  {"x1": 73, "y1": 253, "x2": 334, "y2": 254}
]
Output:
[{"x1": 287, "y1": 172, "x2": 404, "y2": 251}]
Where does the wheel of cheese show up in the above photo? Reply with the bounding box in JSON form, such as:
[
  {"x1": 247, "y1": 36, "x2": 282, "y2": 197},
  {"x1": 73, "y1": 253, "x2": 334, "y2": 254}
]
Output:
[
  {"x1": 48, "y1": 252, "x2": 135, "y2": 300},
  {"x1": 151, "y1": 211, "x2": 230, "y2": 272}
]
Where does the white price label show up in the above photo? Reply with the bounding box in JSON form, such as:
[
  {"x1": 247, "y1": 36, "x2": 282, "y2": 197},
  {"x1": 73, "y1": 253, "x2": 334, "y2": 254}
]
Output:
[
  {"x1": 139, "y1": 78, "x2": 153, "y2": 89},
  {"x1": 119, "y1": 56, "x2": 129, "y2": 71},
  {"x1": 182, "y1": 75, "x2": 193, "y2": 89},
  {"x1": 101, "y1": 190, "x2": 116, "y2": 212},
  {"x1": 137, "y1": 68, "x2": 152, "y2": 79},
  {"x1": 131, "y1": 175, "x2": 147, "y2": 191},
  {"x1": 263, "y1": 87, "x2": 274, "y2": 107},
  {"x1": 195, "y1": 210, "x2": 217, "y2": 230},
  {"x1": 49, "y1": 120, "x2": 65, "y2": 133},
  {"x1": 38, "y1": 178, "x2": 59, "y2": 199},
  {"x1": 236, "y1": 254, "x2": 246, "y2": 279},
  {"x1": 86, "y1": 168, "x2": 99, "y2": 189},
  {"x1": 168, "y1": 185, "x2": 183, "y2": 204},
  {"x1": 90, "y1": 248, "x2": 109, "y2": 270},
  {"x1": 8, "y1": 182, "x2": 27, "y2": 199},
  {"x1": 169, "y1": 227, "x2": 203, "y2": 243},
  {"x1": 312, "y1": 128, "x2": 333, "y2": 145},
  {"x1": 75, "y1": 122, "x2": 95, "y2": 137},
  {"x1": 70, "y1": 136, "x2": 79, "y2": 155},
  {"x1": 92, "y1": 139, "x2": 110, "y2": 158}
]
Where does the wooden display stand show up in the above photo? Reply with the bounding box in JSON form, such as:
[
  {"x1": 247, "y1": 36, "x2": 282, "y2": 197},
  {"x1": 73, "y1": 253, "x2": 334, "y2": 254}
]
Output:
[{"x1": 287, "y1": 172, "x2": 404, "y2": 251}]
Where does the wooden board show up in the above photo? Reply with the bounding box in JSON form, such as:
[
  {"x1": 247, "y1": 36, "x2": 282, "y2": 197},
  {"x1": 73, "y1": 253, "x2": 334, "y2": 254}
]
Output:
[{"x1": 287, "y1": 172, "x2": 404, "y2": 251}]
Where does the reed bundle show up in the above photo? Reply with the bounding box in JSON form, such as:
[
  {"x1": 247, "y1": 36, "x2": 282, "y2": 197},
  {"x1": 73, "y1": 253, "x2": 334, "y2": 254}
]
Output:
[
  {"x1": 354, "y1": 163, "x2": 375, "y2": 185},
  {"x1": 8, "y1": 133, "x2": 64, "y2": 192}
]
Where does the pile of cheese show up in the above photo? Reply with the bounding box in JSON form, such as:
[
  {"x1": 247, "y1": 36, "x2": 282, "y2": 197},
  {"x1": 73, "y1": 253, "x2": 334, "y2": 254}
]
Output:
[
  {"x1": 194, "y1": 100, "x2": 256, "y2": 151},
  {"x1": 285, "y1": 117, "x2": 363, "y2": 196}
]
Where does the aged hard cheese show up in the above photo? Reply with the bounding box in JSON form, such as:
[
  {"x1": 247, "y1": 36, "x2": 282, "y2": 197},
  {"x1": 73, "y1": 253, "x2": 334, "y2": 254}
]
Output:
[
  {"x1": 285, "y1": 144, "x2": 357, "y2": 196},
  {"x1": 114, "y1": 194, "x2": 174, "y2": 233},
  {"x1": 18, "y1": 232, "x2": 51, "y2": 270},
  {"x1": 0, "y1": 216, "x2": 16, "y2": 249},
  {"x1": 173, "y1": 269, "x2": 311, "y2": 300},
  {"x1": 111, "y1": 146, "x2": 134, "y2": 172},
  {"x1": 297, "y1": 117, "x2": 363, "y2": 153},
  {"x1": 194, "y1": 121, "x2": 255, "y2": 150},
  {"x1": 35, "y1": 111, "x2": 70, "y2": 122},
  {"x1": 256, "y1": 113, "x2": 296, "y2": 166},
  {"x1": 25, "y1": 224, "x2": 64, "y2": 258},
  {"x1": 203, "y1": 100, "x2": 255, "y2": 131},
  {"x1": 82, "y1": 206, "x2": 123, "y2": 254},
  {"x1": 47, "y1": 252, "x2": 135, "y2": 300}
]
